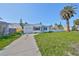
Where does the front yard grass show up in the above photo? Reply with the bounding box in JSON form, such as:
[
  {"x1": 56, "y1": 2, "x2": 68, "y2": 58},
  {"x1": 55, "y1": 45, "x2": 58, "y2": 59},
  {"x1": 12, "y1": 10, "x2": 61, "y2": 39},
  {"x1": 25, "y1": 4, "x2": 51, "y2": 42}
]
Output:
[
  {"x1": 0, "y1": 32, "x2": 21, "y2": 50},
  {"x1": 34, "y1": 31, "x2": 79, "y2": 56}
]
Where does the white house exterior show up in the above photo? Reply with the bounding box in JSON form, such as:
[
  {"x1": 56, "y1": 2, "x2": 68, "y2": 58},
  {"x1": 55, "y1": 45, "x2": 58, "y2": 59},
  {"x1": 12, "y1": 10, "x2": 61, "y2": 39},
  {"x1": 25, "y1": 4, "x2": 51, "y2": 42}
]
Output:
[
  {"x1": 23, "y1": 23, "x2": 50, "y2": 34},
  {"x1": 0, "y1": 21, "x2": 9, "y2": 35},
  {"x1": 8, "y1": 23, "x2": 22, "y2": 34}
]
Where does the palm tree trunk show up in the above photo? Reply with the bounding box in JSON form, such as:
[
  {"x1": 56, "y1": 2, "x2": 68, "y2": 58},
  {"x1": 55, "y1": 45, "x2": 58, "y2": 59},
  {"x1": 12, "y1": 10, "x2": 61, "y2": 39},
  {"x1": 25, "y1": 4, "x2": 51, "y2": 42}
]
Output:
[{"x1": 66, "y1": 19, "x2": 70, "y2": 32}]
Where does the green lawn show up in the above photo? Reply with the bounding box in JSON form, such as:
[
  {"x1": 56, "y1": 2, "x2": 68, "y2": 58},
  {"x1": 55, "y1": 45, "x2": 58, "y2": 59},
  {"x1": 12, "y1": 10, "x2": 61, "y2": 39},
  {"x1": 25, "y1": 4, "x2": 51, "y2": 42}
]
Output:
[
  {"x1": 34, "y1": 31, "x2": 79, "y2": 56},
  {"x1": 0, "y1": 32, "x2": 21, "y2": 50}
]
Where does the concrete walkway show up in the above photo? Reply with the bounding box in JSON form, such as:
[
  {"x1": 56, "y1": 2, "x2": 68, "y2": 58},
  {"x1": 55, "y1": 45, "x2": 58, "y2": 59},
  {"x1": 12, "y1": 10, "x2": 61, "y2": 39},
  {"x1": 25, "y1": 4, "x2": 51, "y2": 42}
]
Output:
[{"x1": 0, "y1": 34, "x2": 41, "y2": 56}]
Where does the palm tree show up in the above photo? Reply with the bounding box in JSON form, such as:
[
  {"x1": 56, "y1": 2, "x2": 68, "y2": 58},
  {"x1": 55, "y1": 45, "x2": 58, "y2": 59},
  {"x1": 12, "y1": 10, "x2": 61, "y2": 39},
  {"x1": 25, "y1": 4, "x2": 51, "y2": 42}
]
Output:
[
  {"x1": 60, "y1": 5, "x2": 77, "y2": 32},
  {"x1": 74, "y1": 19, "x2": 79, "y2": 31}
]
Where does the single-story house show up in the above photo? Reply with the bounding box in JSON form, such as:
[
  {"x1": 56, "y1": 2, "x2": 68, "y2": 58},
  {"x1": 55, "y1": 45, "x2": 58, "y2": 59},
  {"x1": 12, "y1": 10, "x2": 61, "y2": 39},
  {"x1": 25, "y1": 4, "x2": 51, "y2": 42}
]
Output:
[
  {"x1": 77, "y1": 25, "x2": 79, "y2": 30},
  {"x1": 0, "y1": 20, "x2": 65, "y2": 35},
  {"x1": 23, "y1": 23, "x2": 50, "y2": 34},
  {"x1": 0, "y1": 22, "x2": 23, "y2": 35},
  {"x1": 48, "y1": 24, "x2": 64, "y2": 32},
  {"x1": 23, "y1": 22, "x2": 65, "y2": 34},
  {"x1": 0, "y1": 21, "x2": 9, "y2": 36},
  {"x1": 8, "y1": 23, "x2": 22, "y2": 34}
]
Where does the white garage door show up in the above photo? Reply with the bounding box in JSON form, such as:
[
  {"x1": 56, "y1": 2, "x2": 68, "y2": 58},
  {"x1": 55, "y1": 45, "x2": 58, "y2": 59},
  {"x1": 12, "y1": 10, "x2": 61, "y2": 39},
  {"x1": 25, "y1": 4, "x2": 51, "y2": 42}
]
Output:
[{"x1": 24, "y1": 26, "x2": 33, "y2": 34}]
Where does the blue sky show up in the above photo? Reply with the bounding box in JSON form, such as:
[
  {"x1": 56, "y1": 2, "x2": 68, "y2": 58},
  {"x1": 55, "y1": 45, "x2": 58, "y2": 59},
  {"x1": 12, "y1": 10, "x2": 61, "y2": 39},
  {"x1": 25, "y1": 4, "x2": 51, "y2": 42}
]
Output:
[{"x1": 0, "y1": 3, "x2": 79, "y2": 27}]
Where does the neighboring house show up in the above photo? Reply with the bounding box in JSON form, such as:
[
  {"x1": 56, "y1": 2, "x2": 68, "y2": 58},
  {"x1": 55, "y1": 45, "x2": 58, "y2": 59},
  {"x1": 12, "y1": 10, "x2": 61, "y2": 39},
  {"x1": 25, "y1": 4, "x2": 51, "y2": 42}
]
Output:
[
  {"x1": 8, "y1": 23, "x2": 22, "y2": 34},
  {"x1": 53, "y1": 25, "x2": 59, "y2": 30},
  {"x1": 23, "y1": 23, "x2": 49, "y2": 34},
  {"x1": 49, "y1": 25, "x2": 54, "y2": 31},
  {"x1": 49, "y1": 24, "x2": 64, "y2": 32},
  {"x1": 0, "y1": 22, "x2": 23, "y2": 35},
  {"x1": 74, "y1": 25, "x2": 79, "y2": 31},
  {"x1": 0, "y1": 21, "x2": 9, "y2": 36}
]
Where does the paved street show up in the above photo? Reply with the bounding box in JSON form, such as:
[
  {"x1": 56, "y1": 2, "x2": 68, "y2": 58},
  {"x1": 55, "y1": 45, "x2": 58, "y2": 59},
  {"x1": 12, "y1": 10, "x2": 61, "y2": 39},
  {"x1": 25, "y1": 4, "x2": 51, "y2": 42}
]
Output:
[{"x1": 0, "y1": 34, "x2": 41, "y2": 56}]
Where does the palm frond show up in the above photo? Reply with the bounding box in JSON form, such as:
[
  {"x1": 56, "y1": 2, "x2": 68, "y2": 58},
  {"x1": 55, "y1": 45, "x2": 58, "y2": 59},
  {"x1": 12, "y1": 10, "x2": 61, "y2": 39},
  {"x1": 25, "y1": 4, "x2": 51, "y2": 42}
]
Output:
[{"x1": 60, "y1": 5, "x2": 77, "y2": 20}]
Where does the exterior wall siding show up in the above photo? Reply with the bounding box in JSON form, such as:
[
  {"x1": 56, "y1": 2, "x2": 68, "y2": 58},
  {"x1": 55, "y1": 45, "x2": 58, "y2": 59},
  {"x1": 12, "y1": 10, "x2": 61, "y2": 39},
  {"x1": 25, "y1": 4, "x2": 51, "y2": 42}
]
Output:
[
  {"x1": 0, "y1": 21, "x2": 9, "y2": 36},
  {"x1": 23, "y1": 24, "x2": 50, "y2": 34}
]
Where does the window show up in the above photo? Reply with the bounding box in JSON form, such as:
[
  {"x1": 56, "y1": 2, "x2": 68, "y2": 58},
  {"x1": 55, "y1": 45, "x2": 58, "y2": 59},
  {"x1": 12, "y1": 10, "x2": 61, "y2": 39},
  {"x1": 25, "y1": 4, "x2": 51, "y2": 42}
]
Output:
[
  {"x1": 33, "y1": 27, "x2": 40, "y2": 30},
  {"x1": 44, "y1": 27, "x2": 47, "y2": 30}
]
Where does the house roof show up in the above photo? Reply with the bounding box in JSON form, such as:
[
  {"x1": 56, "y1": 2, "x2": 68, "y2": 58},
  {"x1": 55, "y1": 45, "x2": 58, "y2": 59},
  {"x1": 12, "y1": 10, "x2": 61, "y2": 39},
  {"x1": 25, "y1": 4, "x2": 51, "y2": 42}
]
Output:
[
  {"x1": 24, "y1": 23, "x2": 43, "y2": 26},
  {"x1": 0, "y1": 21, "x2": 8, "y2": 25},
  {"x1": 8, "y1": 23, "x2": 22, "y2": 28}
]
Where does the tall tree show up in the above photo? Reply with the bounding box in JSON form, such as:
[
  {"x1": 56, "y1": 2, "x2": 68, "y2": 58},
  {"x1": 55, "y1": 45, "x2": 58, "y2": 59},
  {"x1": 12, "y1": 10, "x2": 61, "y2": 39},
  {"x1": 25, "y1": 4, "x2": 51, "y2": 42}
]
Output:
[
  {"x1": 74, "y1": 19, "x2": 79, "y2": 25},
  {"x1": 20, "y1": 18, "x2": 24, "y2": 33},
  {"x1": 74, "y1": 19, "x2": 79, "y2": 31},
  {"x1": 72, "y1": 25, "x2": 76, "y2": 31},
  {"x1": 60, "y1": 5, "x2": 77, "y2": 32},
  {"x1": 58, "y1": 22, "x2": 64, "y2": 30}
]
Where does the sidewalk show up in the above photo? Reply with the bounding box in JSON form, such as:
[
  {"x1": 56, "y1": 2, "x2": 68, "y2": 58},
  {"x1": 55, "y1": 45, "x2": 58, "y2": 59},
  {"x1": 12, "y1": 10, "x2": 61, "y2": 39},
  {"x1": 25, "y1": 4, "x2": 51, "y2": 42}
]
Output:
[{"x1": 0, "y1": 34, "x2": 41, "y2": 56}]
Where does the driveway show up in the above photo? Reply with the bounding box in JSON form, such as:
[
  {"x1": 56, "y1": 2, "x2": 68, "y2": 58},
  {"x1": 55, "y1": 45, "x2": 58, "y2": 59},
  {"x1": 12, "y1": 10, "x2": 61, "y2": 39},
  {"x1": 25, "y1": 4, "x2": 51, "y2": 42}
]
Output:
[{"x1": 0, "y1": 34, "x2": 41, "y2": 56}]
